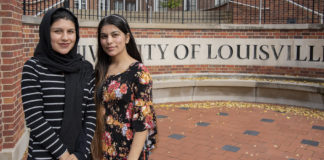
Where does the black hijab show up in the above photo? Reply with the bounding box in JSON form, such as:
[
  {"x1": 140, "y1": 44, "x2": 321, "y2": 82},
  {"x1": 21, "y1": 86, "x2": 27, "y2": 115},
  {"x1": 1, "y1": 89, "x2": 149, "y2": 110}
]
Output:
[{"x1": 34, "y1": 7, "x2": 93, "y2": 153}]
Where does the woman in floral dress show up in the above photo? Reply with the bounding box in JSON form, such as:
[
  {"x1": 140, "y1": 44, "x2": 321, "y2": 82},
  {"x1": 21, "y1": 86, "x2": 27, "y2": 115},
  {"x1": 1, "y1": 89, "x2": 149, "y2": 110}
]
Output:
[{"x1": 91, "y1": 14, "x2": 157, "y2": 160}]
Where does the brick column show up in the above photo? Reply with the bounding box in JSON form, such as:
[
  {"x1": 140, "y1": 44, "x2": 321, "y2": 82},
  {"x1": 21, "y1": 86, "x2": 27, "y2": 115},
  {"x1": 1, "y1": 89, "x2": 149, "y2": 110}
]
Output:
[{"x1": 0, "y1": 0, "x2": 29, "y2": 159}]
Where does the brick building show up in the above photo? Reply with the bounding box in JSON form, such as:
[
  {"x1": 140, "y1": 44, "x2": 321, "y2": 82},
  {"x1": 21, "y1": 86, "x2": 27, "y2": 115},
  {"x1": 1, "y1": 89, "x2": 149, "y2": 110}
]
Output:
[{"x1": 23, "y1": 0, "x2": 323, "y2": 24}]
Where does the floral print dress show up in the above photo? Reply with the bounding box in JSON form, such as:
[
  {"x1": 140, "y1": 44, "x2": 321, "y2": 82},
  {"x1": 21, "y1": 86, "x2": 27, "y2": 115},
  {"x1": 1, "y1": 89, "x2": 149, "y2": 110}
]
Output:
[{"x1": 100, "y1": 62, "x2": 157, "y2": 160}]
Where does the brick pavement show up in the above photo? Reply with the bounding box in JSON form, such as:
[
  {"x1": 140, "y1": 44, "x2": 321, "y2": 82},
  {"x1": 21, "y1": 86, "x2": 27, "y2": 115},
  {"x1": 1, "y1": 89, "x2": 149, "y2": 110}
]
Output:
[
  {"x1": 149, "y1": 102, "x2": 324, "y2": 160},
  {"x1": 21, "y1": 101, "x2": 324, "y2": 160}
]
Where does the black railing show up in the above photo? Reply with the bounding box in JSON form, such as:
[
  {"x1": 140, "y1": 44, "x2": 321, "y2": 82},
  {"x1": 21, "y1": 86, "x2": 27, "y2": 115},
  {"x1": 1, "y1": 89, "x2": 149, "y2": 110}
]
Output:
[{"x1": 23, "y1": 0, "x2": 324, "y2": 24}]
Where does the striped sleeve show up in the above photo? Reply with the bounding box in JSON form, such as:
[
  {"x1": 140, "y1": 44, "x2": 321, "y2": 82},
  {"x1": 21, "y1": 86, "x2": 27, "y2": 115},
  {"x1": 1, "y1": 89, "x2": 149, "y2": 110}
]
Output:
[
  {"x1": 21, "y1": 59, "x2": 67, "y2": 159},
  {"x1": 74, "y1": 73, "x2": 96, "y2": 160}
]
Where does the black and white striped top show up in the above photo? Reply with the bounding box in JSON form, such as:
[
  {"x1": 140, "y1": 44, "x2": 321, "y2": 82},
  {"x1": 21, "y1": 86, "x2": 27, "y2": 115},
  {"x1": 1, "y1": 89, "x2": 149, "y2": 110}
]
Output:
[{"x1": 21, "y1": 57, "x2": 96, "y2": 160}]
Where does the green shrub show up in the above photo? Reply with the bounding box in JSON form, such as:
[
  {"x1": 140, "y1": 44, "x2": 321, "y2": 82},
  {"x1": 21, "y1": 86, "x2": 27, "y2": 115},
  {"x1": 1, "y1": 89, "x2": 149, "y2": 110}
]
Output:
[{"x1": 160, "y1": 0, "x2": 183, "y2": 9}]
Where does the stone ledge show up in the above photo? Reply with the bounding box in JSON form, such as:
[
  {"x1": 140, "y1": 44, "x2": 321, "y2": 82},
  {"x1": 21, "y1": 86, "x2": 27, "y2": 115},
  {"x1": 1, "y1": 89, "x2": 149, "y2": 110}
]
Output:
[
  {"x1": 154, "y1": 79, "x2": 323, "y2": 93},
  {"x1": 152, "y1": 73, "x2": 324, "y2": 110}
]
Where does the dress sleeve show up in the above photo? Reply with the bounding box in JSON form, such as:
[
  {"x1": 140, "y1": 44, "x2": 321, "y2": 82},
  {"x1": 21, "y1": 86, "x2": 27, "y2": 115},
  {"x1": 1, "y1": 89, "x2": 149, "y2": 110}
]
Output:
[
  {"x1": 21, "y1": 59, "x2": 67, "y2": 159},
  {"x1": 74, "y1": 72, "x2": 96, "y2": 160},
  {"x1": 132, "y1": 64, "x2": 156, "y2": 132}
]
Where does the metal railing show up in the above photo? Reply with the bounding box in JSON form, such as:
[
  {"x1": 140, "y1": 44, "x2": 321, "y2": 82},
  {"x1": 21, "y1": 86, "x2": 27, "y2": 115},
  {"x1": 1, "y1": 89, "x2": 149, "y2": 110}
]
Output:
[{"x1": 23, "y1": 0, "x2": 323, "y2": 24}]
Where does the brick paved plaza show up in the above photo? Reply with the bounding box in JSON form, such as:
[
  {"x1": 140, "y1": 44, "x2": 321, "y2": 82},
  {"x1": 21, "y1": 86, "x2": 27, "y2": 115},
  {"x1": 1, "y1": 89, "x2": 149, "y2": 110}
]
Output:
[{"x1": 149, "y1": 102, "x2": 324, "y2": 160}]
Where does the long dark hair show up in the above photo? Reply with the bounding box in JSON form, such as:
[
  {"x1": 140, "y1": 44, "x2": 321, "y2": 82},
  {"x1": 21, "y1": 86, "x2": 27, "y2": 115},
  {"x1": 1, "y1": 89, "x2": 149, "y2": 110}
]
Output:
[
  {"x1": 95, "y1": 14, "x2": 142, "y2": 89},
  {"x1": 91, "y1": 14, "x2": 142, "y2": 159}
]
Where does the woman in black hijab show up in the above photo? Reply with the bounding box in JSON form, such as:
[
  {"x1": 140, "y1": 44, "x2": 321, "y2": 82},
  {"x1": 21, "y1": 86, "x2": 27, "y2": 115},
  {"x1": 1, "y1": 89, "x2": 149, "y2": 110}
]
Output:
[{"x1": 21, "y1": 7, "x2": 96, "y2": 160}]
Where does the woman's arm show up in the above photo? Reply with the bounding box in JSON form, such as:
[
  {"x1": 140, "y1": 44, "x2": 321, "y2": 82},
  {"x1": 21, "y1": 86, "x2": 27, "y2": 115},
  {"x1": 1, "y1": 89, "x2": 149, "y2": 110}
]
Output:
[
  {"x1": 21, "y1": 59, "x2": 68, "y2": 159},
  {"x1": 129, "y1": 63, "x2": 157, "y2": 159},
  {"x1": 128, "y1": 130, "x2": 148, "y2": 160}
]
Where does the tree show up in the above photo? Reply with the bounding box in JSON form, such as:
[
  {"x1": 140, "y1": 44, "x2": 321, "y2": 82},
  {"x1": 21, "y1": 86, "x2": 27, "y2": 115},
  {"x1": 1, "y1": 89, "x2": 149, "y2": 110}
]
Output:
[{"x1": 160, "y1": 0, "x2": 183, "y2": 9}]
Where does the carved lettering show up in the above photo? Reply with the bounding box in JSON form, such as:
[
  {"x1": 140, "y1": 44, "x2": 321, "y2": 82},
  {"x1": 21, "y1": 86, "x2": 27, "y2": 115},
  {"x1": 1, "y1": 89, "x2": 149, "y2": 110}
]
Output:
[
  {"x1": 218, "y1": 45, "x2": 233, "y2": 60},
  {"x1": 157, "y1": 44, "x2": 168, "y2": 59},
  {"x1": 237, "y1": 45, "x2": 249, "y2": 59},
  {"x1": 296, "y1": 45, "x2": 307, "y2": 61},
  {"x1": 208, "y1": 44, "x2": 216, "y2": 59},
  {"x1": 271, "y1": 45, "x2": 284, "y2": 60},
  {"x1": 77, "y1": 39, "x2": 324, "y2": 69},
  {"x1": 174, "y1": 44, "x2": 189, "y2": 60},
  {"x1": 144, "y1": 44, "x2": 156, "y2": 60},
  {"x1": 287, "y1": 45, "x2": 292, "y2": 61},
  {"x1": 309, "y1": 46, "x2": 320, "y2": 62},
  {"x1": 259, "y1": 45, "x2": 270, "y2": 60},
  {"x1": 191, "y1": 44, "x2": 200, "y2": 59}
]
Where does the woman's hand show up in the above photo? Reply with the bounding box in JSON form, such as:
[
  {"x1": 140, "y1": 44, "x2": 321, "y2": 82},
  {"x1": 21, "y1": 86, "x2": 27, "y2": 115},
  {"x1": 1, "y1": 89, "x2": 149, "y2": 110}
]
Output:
[
  {"x1": 66, "y1": 154, "x2": 78, "y2": 160},
  {"x1": 59, "y1": 151, "x2": 70, "y2": 160}
]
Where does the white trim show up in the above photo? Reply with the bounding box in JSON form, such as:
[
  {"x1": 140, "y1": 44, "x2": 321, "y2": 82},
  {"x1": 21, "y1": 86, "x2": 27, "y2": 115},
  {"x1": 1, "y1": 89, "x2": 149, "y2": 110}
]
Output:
[
  {"x1": 136, "y1": 0, "x2": 139, "y2": 11},
  {"x1": 215, "y1": 0, "x2": 229, "y2": 7},
  {"x1": 229, "y1": 0, "x2": 269, "y2": 10},
  {"x1": 35, "y1": 0, "x2": 64, "y2": 16}
]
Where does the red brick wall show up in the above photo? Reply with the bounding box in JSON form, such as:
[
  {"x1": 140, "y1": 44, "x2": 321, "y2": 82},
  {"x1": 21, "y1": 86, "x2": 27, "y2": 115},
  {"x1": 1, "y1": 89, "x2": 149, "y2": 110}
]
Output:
[
  {"x1": 80, "y1": 27, "x2": 97, "y2": 38},
  {"x1": 0, "y1": 0, "x2": 26, "y2": 151},
  {"x1": 80, "y1": 28, "x2": 324, "y2": 39},
  {"x1": 231, "y1": 0, "x2": 324, "y2": 24},
  {"x1": 22, "y1": 24, "x2": 39, "y2": 62},
  {"x1": 131, "y1": 28, "x2": 324, "y2": 39}
]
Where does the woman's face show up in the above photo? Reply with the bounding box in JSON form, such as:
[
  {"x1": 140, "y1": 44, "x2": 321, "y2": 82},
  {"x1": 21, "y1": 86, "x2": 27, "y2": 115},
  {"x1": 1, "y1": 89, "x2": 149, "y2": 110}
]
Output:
[
  {"x1": 100, "y1": 24, "x2": 130, "y2": 57},
  {"x1": 50, "y1": 19, "x2": 76, "y2": 55}
]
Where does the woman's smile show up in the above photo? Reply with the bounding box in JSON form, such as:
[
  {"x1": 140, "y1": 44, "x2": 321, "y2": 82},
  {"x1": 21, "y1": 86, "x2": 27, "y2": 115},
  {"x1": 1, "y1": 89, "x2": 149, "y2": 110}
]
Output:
[{"x1": 50, "y1": 19, "x2": 76, "y2": 55}]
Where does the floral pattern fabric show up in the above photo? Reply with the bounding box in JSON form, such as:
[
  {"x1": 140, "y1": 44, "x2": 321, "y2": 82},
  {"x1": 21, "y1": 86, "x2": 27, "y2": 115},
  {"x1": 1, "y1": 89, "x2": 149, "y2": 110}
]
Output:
[{"x1": 101, "y1": 62, "x2": 157, "y2": 160}]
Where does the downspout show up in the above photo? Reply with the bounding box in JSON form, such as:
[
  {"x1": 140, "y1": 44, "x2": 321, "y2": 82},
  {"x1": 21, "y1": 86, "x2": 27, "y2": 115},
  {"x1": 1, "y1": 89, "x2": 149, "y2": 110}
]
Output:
[{"x1": 259, "y1": 0, "x2": 262, "y2": 25}]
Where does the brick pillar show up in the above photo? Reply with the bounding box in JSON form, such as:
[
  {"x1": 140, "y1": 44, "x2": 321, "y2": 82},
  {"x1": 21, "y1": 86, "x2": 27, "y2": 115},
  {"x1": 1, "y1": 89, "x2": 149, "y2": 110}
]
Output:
[{"x1": 0, "y1": 0, "x2": 29, "y2": 159}]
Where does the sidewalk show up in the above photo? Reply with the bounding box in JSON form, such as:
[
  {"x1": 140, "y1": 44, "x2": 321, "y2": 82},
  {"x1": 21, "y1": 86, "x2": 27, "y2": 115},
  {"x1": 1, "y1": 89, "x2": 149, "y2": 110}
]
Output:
[{"x1": 149, "y1": 101, "x2": 324, "y2": 160}]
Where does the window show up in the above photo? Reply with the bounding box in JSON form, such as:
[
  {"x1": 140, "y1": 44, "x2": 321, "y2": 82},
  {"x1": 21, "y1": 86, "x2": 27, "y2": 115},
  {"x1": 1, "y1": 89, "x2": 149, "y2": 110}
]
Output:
[
  {"x1": 215, "y1": 0, "x2": 229, "y2": 7},
  {"x1": 184, "y1": 0, "x2": 197, "y2": 11},
  {"x1": 74, "y1": 0, "x2": 87, "y2": 9},
  {"x1": 114, "y1": 0, "x2": 124, "y2": 11},
  {"x1": 100, "y1": 0, "x2": 111, "y2": 11},
  {"x1": 154, "y1": 0, "x2": 165, "y2": 12},
  {"x1": 127, "y1": 3, "x2": 136, "y2": 11}
]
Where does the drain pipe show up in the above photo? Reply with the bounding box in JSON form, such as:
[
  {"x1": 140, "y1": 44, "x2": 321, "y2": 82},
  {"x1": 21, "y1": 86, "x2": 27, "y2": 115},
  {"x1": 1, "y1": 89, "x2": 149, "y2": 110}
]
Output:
[{"x1": 259, "y1": 0, "x2": 262, "y2": 25}]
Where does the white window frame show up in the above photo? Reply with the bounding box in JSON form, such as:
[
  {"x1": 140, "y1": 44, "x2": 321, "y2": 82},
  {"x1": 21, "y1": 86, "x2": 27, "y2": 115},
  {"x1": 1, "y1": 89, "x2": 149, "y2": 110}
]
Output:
[
  {"x1": 215, "y1": 0, "x2": 229, "y2": 7},
  {"x1": 100, "y1": 0, "x2": 111, "y2": 11},
  {"x1": 154, "y1": 0, "x2": 166, "y2": 12},
  {"x1": 114, "y1": 0, "x2": 126, "y2": 11},
  {"x1": 184, "y1": 0, "x2": 197, "y2": 11},
  {"x1": 74, "y1": 0, "x2": 87, "y2": 10}
]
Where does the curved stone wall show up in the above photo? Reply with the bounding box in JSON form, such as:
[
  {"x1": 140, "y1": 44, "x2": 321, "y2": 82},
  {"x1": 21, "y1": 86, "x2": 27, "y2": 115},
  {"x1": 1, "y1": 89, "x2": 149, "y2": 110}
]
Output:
[{"x1": 152, "y1": 73, "x2": 324, "y2": 110}]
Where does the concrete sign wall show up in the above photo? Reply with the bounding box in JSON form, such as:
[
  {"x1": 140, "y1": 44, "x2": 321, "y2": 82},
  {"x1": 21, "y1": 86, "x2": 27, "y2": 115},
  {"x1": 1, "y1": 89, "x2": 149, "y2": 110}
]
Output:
[{"x1": 78, "y1": 38, "x2": 324, "y2": 69}]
